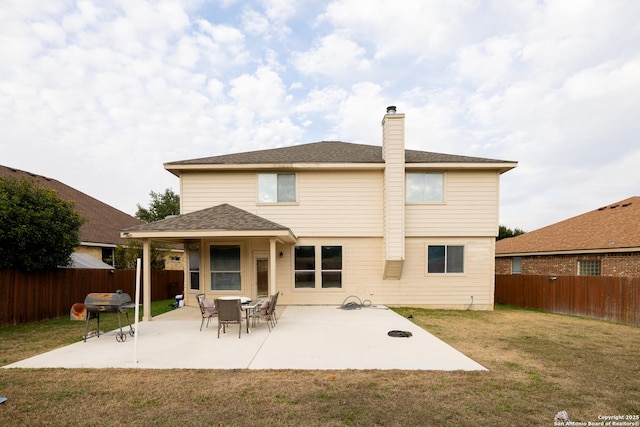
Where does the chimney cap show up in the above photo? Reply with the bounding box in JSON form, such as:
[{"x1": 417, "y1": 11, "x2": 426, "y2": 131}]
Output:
[{"x1": 386, "y1": 105, "x2": 397, "y2": 114}]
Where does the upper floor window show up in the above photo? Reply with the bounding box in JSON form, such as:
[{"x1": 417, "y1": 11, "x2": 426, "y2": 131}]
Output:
[
  {"x1": 258, "y1": 173, "x2": 296, "y2": 203},
  {"x1": 406, "y1": 172, "x2": 444, "y2": 202},
  {"x1": 427, "y1": 245, "x2": 464, "y2": 274}
]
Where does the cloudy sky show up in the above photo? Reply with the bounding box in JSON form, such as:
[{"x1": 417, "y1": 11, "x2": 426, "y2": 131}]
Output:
[{"x1": 2, "y1": 0, "x2": 639, "y2": 231}]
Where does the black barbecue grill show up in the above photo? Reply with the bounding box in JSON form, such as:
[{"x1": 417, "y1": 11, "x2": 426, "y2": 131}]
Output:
[{"x1": 82, "y1": 290, "x2": 136, "y2": 342}]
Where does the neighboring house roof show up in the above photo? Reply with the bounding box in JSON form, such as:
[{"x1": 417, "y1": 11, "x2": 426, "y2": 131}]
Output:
[
  {"x1": 165, "y1": 141, "x2": 516, "y2": 171},
  {"x1": 65, "y1": 253, "x2": 114, "y2": 269},
  {"x1": 496, "y1": 197, "x2": 640, "y2": 256},
  {"x1": 122, "y1": 203, "x2": 297, "y2": 242},
  {"x1": 0, "y1": 165, "x2": 143, "y2": 246}
]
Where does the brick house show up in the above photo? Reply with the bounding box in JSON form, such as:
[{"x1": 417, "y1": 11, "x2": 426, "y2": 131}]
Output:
[
  {"x1": 495, "y1": 197, "x2": 640, "y2": 277},
  {"x1": 0, "y1": 165, "x2": 145, "y2": 268}
]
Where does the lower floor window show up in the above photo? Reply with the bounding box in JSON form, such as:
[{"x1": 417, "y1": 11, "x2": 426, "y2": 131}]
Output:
[
  {"x1": 579, "y1": 259, "x2": 601, "y2": 276},
  {"x1": 511, "y1": 257, "x2": 522, "y2": 274},
  {"x1": 428, "y1": 245, "x2": 464, "y2": 273},
  {"x1": 294, "y1": 246, "x2": 315, "y2": 288},
  {"x1": 295, "y1": 245, "x2": 343, "y2": 288},
  {"x1": 189, "y1": 245, "x2": 200, "y2": 290},
  {"x1": 210, "y1": 245, "x2": 241, "y2": 290},
  {"x1": 321, "y1": 246, "x2": 342, "y2": 288}
]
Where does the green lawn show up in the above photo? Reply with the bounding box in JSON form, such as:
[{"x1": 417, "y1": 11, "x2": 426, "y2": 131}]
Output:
[{"x1": 1, "y1": 304, "x2": 639, "y2": 426}]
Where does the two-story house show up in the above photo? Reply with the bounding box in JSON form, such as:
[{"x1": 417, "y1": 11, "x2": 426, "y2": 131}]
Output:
[{"x1": 123, "y1": 107, "x2": 516, "y2": 320}]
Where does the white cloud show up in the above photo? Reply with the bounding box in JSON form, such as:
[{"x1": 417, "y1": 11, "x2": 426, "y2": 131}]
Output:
[
  {"x1": 240, "y1": 0, "x2": 295, "y2": 39},
  {"x1": 229, "y1": 66, "x2": 289, "y2": 119},
  {"x1": 318, "y1": 0, "x2": 480, "y2": 59},
  {"x1": 0, "y1": 0, "x2": 638, "y2": 231},
  {"x1": 453, "y1": 35, "x2": 523, "y2": 90},
  {"x1": 291, "y1": 33, "x2": 371, "y2": 77},
  {"x1": 194, "y1": 19, "x2": 250, "y2": 70},
  {"x1": 327, "y1": 82, "x2": 384, "y2": 143},
  {"x1": 61, "y1": 0, "x2": 101, "y2": 32},
  {"x1": 241, "y1": 8, "x2": 270, "y2": 35}
]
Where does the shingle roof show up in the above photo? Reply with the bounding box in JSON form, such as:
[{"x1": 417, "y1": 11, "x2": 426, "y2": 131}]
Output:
[
  {"x1": 165, "y1": 141, "x2": 513, "y2": 166},
  {"x1": 496, "y1": 197, "x2": 640, "y2": 255},
  {"x1": 0, "y1": 165, "x2": 143, "y2": 245},
  {"x1": 122, "y1": 203, "x2": 291, "y2": 233}
]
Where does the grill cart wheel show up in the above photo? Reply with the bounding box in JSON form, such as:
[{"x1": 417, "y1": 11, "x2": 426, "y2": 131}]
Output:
[
  {"x1": 129, "y1": 328, "x2": 135, "y2": 337},
  {"x1": 116, "y1": 332, "x2": 127, "y2": 342}
]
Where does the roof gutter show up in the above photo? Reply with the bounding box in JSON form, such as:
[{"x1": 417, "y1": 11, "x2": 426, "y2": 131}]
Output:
[
  {"x1": 164, "y1": 162, "x2": 385, "y2": 176},
  {"x1": 165, "y1": 161, "x2": 519, "y2": 175},
  {"x1": 121, "y1": 229, "x2": 298, "y2": 244},
  {"x1": 496, "y1": 246, "x2": 640, "y2": 257},
  {"x1": 406, "y1": 162, "x2": 518, "y2": 174}
]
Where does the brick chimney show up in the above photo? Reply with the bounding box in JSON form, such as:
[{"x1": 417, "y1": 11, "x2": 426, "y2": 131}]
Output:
[{"x1": 382, "y1": 106, "x2": 405, "y2": 279}]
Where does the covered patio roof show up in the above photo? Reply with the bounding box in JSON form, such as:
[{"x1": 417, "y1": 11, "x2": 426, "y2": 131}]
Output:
[
  {"x1": 120, "y1": 203, "x2": 297, "y2": 243},
  {"x1": 120, "y1": 204, "x2": 297, "y2": 321}
]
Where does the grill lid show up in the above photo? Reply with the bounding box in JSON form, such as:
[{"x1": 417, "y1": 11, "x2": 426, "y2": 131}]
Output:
[{"x1": 84, "y1": 290, "x2": 132, "y2": 311}]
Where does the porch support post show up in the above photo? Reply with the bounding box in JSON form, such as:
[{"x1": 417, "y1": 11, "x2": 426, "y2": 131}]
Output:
[
  {"x1": 269, "y1": 238, "x2": 277, "y2": 295},
  {"x1": 182, "y1": 240, "x2": 190, "y2": 306},
  {"x1": 143, "y1": 239, "x2": 152, "y2": 321}
]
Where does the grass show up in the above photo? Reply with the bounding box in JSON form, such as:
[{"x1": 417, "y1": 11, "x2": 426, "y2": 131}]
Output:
[
  {"x1": 1, "y1": 303, "x2": 639, "y2": 426},
  {"x1": 0, "y1": 299, "x2": 176, "y2": 365}
]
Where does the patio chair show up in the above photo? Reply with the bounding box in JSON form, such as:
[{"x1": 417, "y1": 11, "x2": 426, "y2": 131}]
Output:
[
  {"x1": 253, "y1": 292, "x2": 279, "y2": 332},
  {"x1": 270, "y1": 291, "x2": 280, "y2": 326},
  {"x1": 214, "y1": 298, "x2": 243, "y2": 338},
  {"x1": 196, "y1": 294, "x2": 217, "y2": 331}
]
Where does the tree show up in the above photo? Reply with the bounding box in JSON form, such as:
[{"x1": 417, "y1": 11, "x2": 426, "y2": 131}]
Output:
[
  {"x1": 118, "y1": 188, "x2": 180, "y2": 270},
  {"x1": 0, "y1": 177, "x2": 85, "y2": 271},
  {"x1": 498, "y1": 225, "x2": 526, "y2": 240},
  {"x1": 135, "y1": 188, "x2": 180, "y2": 223},
  {"x1": 113, "y1": 240, "x2": 169, "y2": 270}
]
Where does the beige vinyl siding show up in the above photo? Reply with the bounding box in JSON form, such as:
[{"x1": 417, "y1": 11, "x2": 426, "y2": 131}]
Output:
[
  {"x1": 378, "y1": 237, "x2": 495, "y2": 309},
  {"x1": 180, "y1": 171, "x2": 257, "y2": 212},
  {"x1": 180, "y1": 170, "x2": 384, "y2": 237},
  {"x1": 277, "y1": 236, "x2": 494, "y2": 309},
  {"x1": 277, "y1": 237, "x2": 384, "y2": 305},
  {"x1": 74, "y1": 245, "x2": 103, "y2": 259},
  {"x1": 406, "y1": 170, "x2": 500, "y2": 237}
]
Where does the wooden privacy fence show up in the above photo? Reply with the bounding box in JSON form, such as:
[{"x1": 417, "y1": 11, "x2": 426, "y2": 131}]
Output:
[
  {"x1": 0, "y1": 268, "x2": 184, "y2": 327},
  {"x1": 495, "y1": 275, "x2": 640, "y2": 326}
]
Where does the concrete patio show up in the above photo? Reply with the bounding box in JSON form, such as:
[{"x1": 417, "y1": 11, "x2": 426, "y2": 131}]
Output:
[{"x1": 3, "y1": 305, "x2": 486, "y2": 371}]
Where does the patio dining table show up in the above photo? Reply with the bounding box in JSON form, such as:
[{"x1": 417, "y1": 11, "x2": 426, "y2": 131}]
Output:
[{"x1": 218, "y1": 296, "x2": 261, "y2": 333}]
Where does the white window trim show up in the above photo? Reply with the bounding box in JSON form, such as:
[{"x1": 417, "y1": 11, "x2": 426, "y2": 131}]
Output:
[
  {"x1": 405, "y1": 171, "x2": 446, "y2": 204},
  {"x1": 425, "y1": 243, "x2": 466, "y2": 275},
  {"x1": 257, "y1": 172, "x2": 298, "y2": 204},
  {"x1": 208, "y1": 242, "x2": 243, "y2": 292},
  {"x1": 293, "y1": 244, "x2": 344, "y2": 290},
  {"x1": 511, "y1": 257, "x2": 522, "y2": 274}
]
